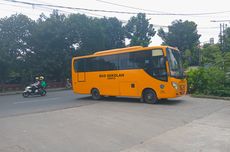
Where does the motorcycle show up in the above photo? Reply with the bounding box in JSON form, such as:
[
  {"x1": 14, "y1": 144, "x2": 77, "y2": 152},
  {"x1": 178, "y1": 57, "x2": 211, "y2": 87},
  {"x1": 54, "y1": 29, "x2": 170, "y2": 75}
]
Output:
[{"x1": 22, "y1": 84, "x2": 46, "y2": 97}]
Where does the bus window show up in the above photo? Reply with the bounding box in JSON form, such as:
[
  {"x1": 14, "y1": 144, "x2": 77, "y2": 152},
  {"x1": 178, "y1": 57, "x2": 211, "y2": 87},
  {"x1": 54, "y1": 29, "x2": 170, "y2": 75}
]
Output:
[
  {"x1": 98, "y1": 55, "x2": 119, "y2": 71},
  {"x1": 85, "y1": 57, "x2": 98, "y2": 72},
  {"x1": 119, "y1": 53, "x2": 135, "y2": 69},
  {"x1": 130, "y1": 50, "x2": 151, "y2": 69},
  {"x1": 132, "y1": 49, "x2": 167, "y2": 81},
  {"x1": 74, "y1": 59, "x2": 85, "y2": 72},
  {"x1": 166, "y1": 48, "x2": 184, "y2": 78}
]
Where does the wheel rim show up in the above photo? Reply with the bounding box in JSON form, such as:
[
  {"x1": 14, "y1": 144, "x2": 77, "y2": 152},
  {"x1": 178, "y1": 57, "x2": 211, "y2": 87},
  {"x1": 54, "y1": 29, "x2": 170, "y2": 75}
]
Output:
[
  {"x1": 145, "y1": 92, "x2": 153, "y2": 103},
  {"x1": 23, "y1": 92, "x2": 29, "y2": 97},
  {"x1": 41, "y1": 91, "x2": 45, "y2": 96},
  {"x1": 91, "y1": 89, "x2": 101, "y2": 100},
  {"x1": 144, "y1": 90, "x2": 157, "y2": 103},
  {"x1": 41, "y1": 90, "x2": 46, "y2": 96},
  {"x1": 93, "y1": 91, "x2": 99, "y2": 97},
  {"x1": 92, "y1": 89, "x2": 100, "y2": 99}
]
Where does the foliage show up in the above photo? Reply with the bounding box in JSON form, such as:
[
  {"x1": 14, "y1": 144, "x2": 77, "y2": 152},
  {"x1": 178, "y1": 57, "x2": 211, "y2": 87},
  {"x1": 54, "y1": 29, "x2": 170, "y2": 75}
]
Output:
[
  {"x1": 0, "y1": 14, "x2": 35, "y2": 83},
  {"x1": 29, "y1": 10, "x2": 70, "y2": 81},
  {"x1": 158, "y1": 20, "x2": 201, "y2": 66},
  {"x1": 65, "y1": 14, "x2": 125, "y2": 56},
  {"x1": 125, "y1": 13, "x2": 156, "y2": 47},
  {"x1": 96, "y1": 17, "x2": 125, "y2": 50},
  {"x1": 201, "y1": 44, "x2": 222, "y2": 67},
  {"x1": 223, "y1": 27, "x2": 230, "y2": 52},
  {"x1": 0, "y1": 11, "x2": 229, "y2": 97},
  {"x1": 0, "y1": 11, "x2": 129, "y2": 84},
  {"x1": 187, "y1": 67, "x2": 230, "y2": 96},
  {"x1": 188, "y1": 43, "x2": 230, "y2": 97},
  {"x1": 158, "y1": 20, "x2": 200, "y2": 51}
]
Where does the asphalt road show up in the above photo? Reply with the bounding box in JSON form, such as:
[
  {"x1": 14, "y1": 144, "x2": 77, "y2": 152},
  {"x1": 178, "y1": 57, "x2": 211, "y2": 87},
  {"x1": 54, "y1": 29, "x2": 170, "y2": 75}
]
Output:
[
  {"x1": 0, "y1": 90, "x2": 92, "y2": 118},
  {"x1": 0, "y1": 90, "x2": 230, "y2": 152}
]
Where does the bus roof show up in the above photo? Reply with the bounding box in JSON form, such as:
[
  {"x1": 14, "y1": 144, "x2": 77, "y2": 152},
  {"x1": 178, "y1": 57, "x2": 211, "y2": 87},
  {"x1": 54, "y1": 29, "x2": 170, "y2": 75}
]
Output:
[
  {"x1": 94, "y1": 46, "x2": 143, "y2": 55},
  {"x1": 73, "y1": 45, "x2": 178, "y2": 60}
]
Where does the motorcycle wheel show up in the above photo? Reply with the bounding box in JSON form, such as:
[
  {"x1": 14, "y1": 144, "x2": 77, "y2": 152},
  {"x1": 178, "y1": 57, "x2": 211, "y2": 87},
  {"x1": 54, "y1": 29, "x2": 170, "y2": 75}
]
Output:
[
  {"x1": 22, "y1": 92, "x2": 29, "y2": 98},
  {"x1": 40, "y1": 90, "x2": 47, "y2": 96}
]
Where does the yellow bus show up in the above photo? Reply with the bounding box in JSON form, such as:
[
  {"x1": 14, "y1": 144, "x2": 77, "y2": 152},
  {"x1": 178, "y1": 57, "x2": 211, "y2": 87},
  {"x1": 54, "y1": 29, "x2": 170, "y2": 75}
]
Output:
[{"x1": 72, "y1": 46, "x2": 187, "y2": 104}]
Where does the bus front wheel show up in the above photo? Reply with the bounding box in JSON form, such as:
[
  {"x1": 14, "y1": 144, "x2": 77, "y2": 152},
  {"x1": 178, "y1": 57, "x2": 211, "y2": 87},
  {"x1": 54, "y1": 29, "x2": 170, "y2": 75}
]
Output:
[
  {"x1": 91, "y1": 88, "x2": 101, "y2": 100},
  {"x1": 142, "y1": 89, "x2": 158, "y2": 104}
]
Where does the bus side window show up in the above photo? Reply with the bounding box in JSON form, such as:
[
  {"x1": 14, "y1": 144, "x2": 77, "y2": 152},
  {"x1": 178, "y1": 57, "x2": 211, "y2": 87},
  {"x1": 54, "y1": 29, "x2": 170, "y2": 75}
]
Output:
[
  {"x1": 119, "y1": 53, "x2": 129, "y2": 70},
  {"x1": 86, "y1": 57, "x2": 98, "y2": 72},
  {"x1": 75, "y1": 59, "x2": 85, "y2": 72}
]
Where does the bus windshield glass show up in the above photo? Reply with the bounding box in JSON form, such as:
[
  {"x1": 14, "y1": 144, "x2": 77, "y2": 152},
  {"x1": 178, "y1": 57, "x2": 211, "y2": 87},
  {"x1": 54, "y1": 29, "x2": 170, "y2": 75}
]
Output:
[{"x1": 166, "y1": 48, "x2": 184, "y2": 79}]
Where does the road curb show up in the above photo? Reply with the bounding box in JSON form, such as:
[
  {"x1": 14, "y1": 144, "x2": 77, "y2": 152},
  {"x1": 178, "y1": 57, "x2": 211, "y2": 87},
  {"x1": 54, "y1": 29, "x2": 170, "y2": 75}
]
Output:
[
  {"x1": 0, "y1": 88, "x2": 71, "y2": 96},
  {"x1": 190, "y1": 94, "x2": 230, "y2": 101}
]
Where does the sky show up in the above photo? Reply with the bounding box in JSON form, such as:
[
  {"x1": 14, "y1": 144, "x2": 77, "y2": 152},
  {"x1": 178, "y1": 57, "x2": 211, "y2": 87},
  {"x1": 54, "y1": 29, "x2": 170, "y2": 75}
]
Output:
[{"x1": 0, "y1": 0, "x2": 230, "y2": 46}]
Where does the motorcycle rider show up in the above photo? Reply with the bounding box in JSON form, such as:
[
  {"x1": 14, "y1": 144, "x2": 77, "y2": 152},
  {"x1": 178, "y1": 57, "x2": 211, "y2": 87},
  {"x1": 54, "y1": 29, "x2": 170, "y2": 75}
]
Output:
[
  {"x1": 31, "y1": 77, "x2": 41, "y2": 93},
  {"x1": 22, "y1": 76, "x2": 47, "y2": 97},
  {"x1": 39, "y1": 76, "x2": 47, "y2": 89}
]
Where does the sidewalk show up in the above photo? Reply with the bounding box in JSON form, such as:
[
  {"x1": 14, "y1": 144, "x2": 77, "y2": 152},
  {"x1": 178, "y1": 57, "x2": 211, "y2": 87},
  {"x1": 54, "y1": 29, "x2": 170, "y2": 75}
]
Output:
[
  {"x1": 0, "y1": 88, "x2": 69, "y2": 96},
  {"x1": 190, "y1": 94, "x2": 230, "y2": 101}
]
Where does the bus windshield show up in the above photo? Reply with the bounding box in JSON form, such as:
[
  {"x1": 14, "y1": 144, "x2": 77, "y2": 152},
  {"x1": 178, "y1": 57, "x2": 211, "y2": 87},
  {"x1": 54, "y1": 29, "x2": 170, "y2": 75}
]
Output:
[{"x1": 166, "y1": 48, "x2": 184, "y2": 79}]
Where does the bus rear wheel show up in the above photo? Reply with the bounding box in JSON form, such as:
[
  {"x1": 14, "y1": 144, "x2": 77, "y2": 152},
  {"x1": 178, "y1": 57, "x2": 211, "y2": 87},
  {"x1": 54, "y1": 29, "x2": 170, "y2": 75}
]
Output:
[
  {"x1": 143, "y1": 89, "x2": 158, "y2": 104},
  {"x1": 91, "y1": 88, "x2": 101, "y2": 100}
]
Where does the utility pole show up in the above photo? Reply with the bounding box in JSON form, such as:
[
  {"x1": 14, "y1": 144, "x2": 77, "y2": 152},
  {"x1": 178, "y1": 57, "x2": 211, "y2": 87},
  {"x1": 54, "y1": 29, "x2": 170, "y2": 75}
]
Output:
[
  {"x1": 210, "y1": 20, "x2": 230, "y2": 87},
  {"x1": 210, "y1": 20, "x2": 230, "y2": 52}
]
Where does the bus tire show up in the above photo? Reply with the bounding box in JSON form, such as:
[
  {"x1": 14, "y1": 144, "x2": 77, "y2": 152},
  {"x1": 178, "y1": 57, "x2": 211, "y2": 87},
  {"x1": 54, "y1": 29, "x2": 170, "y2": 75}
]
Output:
[
  {"x1": 91, "y1": 88, "x2": 101, "y2": 100},
  {"x1": 142, "y1": 89, "x2": 158, "y2": 104}
]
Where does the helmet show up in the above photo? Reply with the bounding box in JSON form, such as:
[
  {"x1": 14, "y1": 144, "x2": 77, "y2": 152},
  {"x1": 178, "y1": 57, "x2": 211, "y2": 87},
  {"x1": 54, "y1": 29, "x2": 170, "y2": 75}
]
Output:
[
  {"x1": 40, "y1": 76, "x2": 44, "y2": 80},
  {"x1": 35, "y1": 77, "x2": 39, "y2": 80}
]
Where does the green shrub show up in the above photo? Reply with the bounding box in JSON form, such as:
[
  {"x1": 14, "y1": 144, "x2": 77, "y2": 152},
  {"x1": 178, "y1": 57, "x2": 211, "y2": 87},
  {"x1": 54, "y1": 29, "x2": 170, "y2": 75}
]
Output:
[
  {"x1": 187, "y1": 67, "x2": 229, "y2": 96},
  {"x1": 213, "y1": 89, "x2": 230, "y2": 97}
]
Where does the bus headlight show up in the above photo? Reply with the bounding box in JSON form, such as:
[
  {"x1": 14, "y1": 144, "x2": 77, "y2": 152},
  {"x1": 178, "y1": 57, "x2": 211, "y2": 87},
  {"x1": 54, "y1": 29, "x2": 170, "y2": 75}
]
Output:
[{"x1": 172, "y1": 82, "x2": 178, "y2": 90}]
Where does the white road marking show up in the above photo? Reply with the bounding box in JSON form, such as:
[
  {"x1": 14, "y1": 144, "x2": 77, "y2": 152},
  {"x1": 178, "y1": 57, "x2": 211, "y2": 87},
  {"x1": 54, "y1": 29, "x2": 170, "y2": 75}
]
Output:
[{"x1": 13, "y1": 97, "x2": 60, "y2": 104}]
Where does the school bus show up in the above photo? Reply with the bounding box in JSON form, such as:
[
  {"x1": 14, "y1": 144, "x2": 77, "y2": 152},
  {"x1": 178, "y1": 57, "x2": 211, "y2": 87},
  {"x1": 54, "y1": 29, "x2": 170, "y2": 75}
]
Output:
[{"x1": 72, "y1": 46, "x2": 187, "y2": 104}]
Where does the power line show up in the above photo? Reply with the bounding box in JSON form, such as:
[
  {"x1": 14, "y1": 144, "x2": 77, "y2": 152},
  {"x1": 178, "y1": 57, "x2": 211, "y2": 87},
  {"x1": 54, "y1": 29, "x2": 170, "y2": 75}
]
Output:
[
  {"x1": 211, "y1": 20, "x2": 230, "y2": 53},
  {"x1": 77, "y1": 10, "x2": 105, "y2": 17},
  {"x1": 198, "y1": 26, "x2": 219, "y2": 29},
  {"x1": 0, "y1": 1, "x2": 34, "y2": 9},
  {"x1": 3, "y1": 0, "x2": 230, "y2": 16},
  {"x1": 0, "y1": 0, "x2": 150, "y2": 15},
  {"x1": 0, "y1": 2, "x2": 223, "y2": 31},
  {"x1": 0, "y1": 1, "x2": 105, "y2": 18},
  {"x1": 211, "y1": 20, "x2": 230, "y2": 22},
  {"x1": 96, "y1": 0, "x2": 230, "y2": 16},
  {"x1": 152, "y1": 24, "x2": 168, "y2": 28},
  {"x1": 95, "y1": 0, "x2": 169, "y2": 14}
]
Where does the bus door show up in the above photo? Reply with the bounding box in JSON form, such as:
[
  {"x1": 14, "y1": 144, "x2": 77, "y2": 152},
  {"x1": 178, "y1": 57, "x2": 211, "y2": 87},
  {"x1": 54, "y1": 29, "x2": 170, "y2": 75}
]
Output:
[
  {"x1": 76, "y1": 59, "x2": 86, "y2": 82},
  {"x1": 77, "y1": 72, "x2": 85, "y2": 82}
]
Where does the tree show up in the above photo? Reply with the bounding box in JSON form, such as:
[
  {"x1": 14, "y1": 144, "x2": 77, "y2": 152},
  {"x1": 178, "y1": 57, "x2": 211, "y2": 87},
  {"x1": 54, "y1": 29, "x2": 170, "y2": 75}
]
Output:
[
  {"x1": 158, "y1": 20, "x2": 200, "y2": 51},
  {"x1": 201, "y1": 44, "x2": 222, "y2": 67},
  {"x1": 66, "y1": 14, "x2": 125, "y2": 55},
  {"x1": 29, "y1": 10, "x2": 71, "y2": 81},
  {"x1": 125, "y1": 13, "x2": 156, "y2": 47},
  {"x1": 66, "y1": 13, "x2": 97, "y2": 55},
  {"x1": 158, "y1": 20, "x2": 201, "y2": 66},
  {"x1": 96, "y1": 17, "x2": 125, "y2": 50},
  {"x1": 0, "y1": 14, "x2": 35, "y2": 83},
  {"x1": 223, "y1": 27, "x2": 230, "y2": 52}
]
